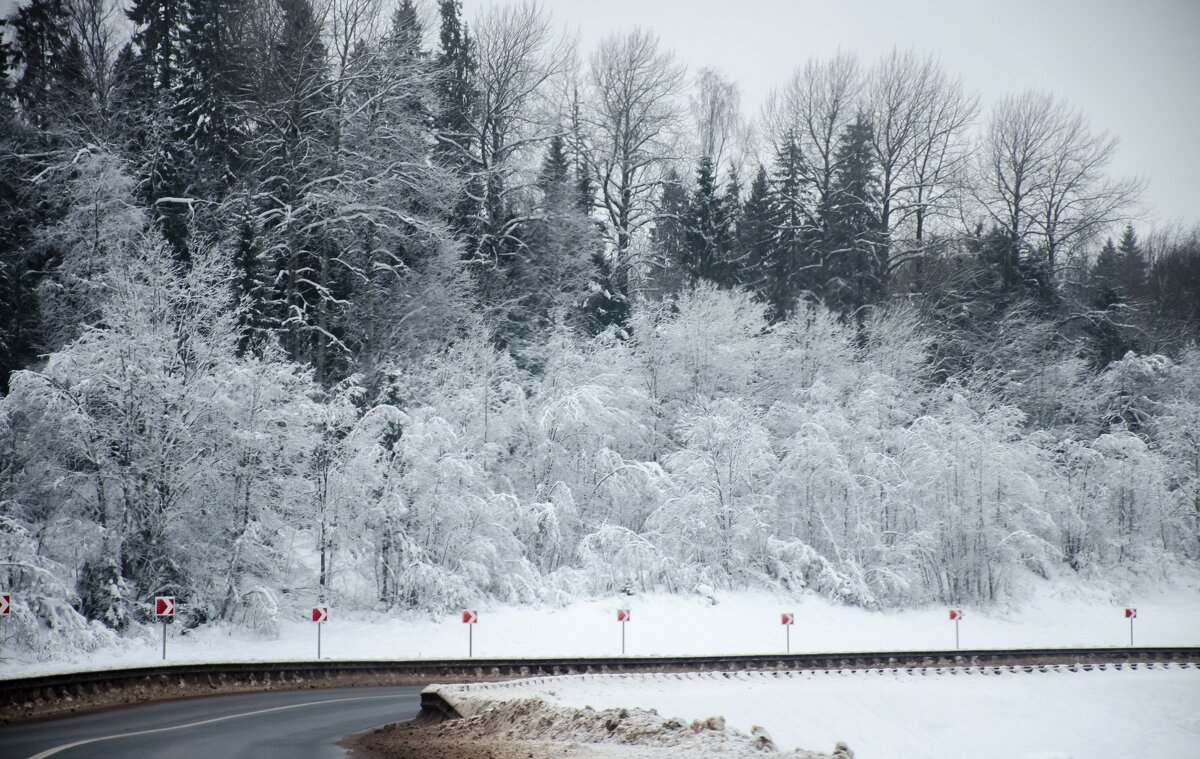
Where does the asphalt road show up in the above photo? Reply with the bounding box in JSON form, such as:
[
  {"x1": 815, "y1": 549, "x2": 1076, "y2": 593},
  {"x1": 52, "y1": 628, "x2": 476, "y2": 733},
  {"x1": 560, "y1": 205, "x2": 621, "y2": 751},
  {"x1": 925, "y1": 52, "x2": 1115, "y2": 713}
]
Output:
[{"x1": 0, "y1": 686, "x2": 422, "y2": 759}]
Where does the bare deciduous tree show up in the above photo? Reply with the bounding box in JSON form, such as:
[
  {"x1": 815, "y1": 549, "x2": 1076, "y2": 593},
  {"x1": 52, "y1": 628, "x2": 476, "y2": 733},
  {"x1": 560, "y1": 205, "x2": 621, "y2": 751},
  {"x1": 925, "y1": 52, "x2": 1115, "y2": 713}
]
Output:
[
  {"x1": 463, "y1": 1, "x2": 572, "y2": 259},
  {"x1": 584, "y1": 28, "x2": 686, "y2": 263},
  {"x1": 690, "y1": 67, "x2": 741, "y2": 172},
  {"x1": 976, "y1": 91, "x2": 1142, "y2": 284},
  {"x1": 64, "y1": 0, "x2": 124, "y2": 140},
  {"x1": 327, "y1": 0, "x2": 385, "y2": 167},
  {"x1": 867, "y1": 49, "x2": 977, "y2": 285},
  {"x1": 763, "y1": 52, "x2": 860, "y2": 213}
]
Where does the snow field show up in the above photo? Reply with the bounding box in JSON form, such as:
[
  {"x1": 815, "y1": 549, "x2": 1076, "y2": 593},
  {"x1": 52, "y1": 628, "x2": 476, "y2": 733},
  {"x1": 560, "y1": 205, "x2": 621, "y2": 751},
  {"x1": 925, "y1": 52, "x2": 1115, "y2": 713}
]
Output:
[
  {"x1": 3, "y1": 585, "x2": 1198, "y2": 679},
  {"x1": 441, "y1": 665, "x2": 1200, "y2": 759}
]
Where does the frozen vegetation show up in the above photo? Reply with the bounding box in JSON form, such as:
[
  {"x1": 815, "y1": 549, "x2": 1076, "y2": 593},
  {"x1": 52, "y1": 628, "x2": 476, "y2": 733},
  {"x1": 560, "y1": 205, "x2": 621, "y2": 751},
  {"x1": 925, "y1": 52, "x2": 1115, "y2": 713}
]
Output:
[
  {"x1": 5, "y1": 581, "x2": 1199, "y2": 678},
  {"x1": 0, "y1": 0, "x2": 1197, "y2": 663},
  {"x1": 428, "y1": 666, "x2": 1200, "y2": 758}
]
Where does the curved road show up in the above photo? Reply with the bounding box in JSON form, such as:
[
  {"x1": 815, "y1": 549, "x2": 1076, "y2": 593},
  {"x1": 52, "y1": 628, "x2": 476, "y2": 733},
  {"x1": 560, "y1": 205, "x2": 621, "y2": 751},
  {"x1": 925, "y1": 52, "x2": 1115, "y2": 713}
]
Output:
[{"x1": 0, "y1": 686, "x2": 421, "y2": 759}]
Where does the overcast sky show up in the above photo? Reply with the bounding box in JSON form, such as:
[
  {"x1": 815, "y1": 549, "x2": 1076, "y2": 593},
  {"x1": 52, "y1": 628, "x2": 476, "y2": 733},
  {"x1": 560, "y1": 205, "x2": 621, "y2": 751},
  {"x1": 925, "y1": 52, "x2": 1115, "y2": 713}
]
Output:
[
  {"x1": 463, "y1": 0, "x2": 1200, "y2": 230},
  {"x1": 1, "y1": 0, "x2": 1195, "y2": 227}
]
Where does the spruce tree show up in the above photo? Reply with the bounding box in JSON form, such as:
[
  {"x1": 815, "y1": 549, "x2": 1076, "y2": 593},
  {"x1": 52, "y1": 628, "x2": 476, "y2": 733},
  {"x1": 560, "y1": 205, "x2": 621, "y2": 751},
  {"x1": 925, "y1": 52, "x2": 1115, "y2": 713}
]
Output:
[
  {"x1": 175, "y1": 0, "x2": 250, "y2": 199},
  {"x1": 540, "y1": 135, "x2": 571, "y2": 194},
  {"x1": 647, "y1": 169, "x2": 689, "y2": 296},
  {"x1": 434, "y1": 0, "x2": 479, "y2": 238},
  {"x1": 1117, "y1": 225, "x2": 1147, "y2": 299},
  {"x1": 388, "y1": 0, "x2": 424, "y2": 61},
  {"x1": 569, "y1": 86, "x2": 593, "y2": 213},
  {"x1": 122, "y1": 0, "x2": 190, "y2": 258},
  {"x1": 581, "y1": 251, "x2": 630, "y2": 336},
  {"x1": 0, "y1": 19, "x2": 16, "y2": 118},
  {"x1": 765, "y1": 131, "x2": 816, "y2": 315},
  {"x1": 506, "y1": 136, "x2": 599, "y2": 355},
  {"x1": 740, "y1": 165, "x2": 785, "y2": 319},
  {"x1": 823, "y1": 113, "x2": 884, "y2": 319},
  {"x1": 1088, "y1": 237, "x2": 1134, "y2": 368},
  {"x1": 722, "y1": 169, "x2": 744, "y2": 282},
  {"x1": 259, "y1": 0, "x2": 334, "y2": 373},
  {"x1": 9, "y1": 0, "x2": 85, "y2": 130},
  {"x1": 682, "y1": 156, "x2": 738, "y2": 287},
  {"x1": 126, "y1": 0, "x2": 180, "y2": 93},
  {"x1": 232, "y1": 201, "x2": 273, "y2": 357},
  {"x1": 1093, "y1": 238, "x2": 1121, "y2": 292},
  {"x1": 382, "y1": 0, "x2": 429, "y2": 141}
]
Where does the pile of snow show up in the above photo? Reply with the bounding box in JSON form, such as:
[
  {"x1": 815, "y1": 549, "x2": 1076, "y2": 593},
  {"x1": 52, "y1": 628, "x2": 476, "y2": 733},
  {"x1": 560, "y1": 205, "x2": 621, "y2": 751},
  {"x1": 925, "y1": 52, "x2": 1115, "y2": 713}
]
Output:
[
  {"x1": 437, "y1": 666, "x2": 1200, "y2": 759},
  {"x1": 3, "y1": 582, "x2": 1198, "y2": 679},
  {"x1": 423, "y1": 688, "x2": 852, "y2": 758}
]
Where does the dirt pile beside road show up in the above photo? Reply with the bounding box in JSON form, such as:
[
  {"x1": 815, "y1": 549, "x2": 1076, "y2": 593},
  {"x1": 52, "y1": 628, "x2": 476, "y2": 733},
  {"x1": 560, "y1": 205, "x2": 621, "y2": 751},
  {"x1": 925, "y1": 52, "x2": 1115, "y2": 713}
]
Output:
[{"x1": 350, "y1": 694, "x2": 854, "y2": 758}]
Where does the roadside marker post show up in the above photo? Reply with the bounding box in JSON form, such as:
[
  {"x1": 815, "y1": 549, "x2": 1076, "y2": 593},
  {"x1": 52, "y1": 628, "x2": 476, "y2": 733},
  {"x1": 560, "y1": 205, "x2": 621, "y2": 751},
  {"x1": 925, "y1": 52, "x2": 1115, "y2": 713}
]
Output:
[
  {"x1": 1, "y1": 593, "x2": 11, "y2": 659},
  {"x1": 781, "y1": 613, "x2": 795, "y2": 653},
  {"x1": 1125, "y1": 608, "x2": 1136, "y2": 645},
  {"x1": 617, "y1": 609, "x2": 630, "y2": 654},
  {"x1": 462, "y1": 610, "x2": 478, "y2": 657},
  {"x1": 154, "y1": 596, "x2": 176, "y2": 660},
  {"x1": 949, "y1": 609, "x2": 963, "y2": 649},
  {"x1": 312, "y1": 606, "x2": 329, "y2": 658}
]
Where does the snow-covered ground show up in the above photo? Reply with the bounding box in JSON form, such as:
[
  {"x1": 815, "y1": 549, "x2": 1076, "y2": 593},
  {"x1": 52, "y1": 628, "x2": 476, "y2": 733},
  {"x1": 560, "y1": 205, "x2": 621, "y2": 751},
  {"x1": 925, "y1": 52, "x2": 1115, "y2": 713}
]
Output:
[
  {"x1": 3, "y1": 576, "x2": 1198, "y2": 679},
  {"x1": 440, "y1": 666, "x2": 1200, "y2": 759}
]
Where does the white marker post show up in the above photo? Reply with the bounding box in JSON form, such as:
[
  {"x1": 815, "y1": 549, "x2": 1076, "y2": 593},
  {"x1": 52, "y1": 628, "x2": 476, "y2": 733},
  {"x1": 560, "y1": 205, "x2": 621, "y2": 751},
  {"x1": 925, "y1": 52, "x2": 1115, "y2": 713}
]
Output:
[
  {"x1": 781, "y1": 613, "x2": 795, "y2": 653},
  {"x1": 617, "y1": 609, "x2": 630, "y2": 654},
  {"x1": 949, "y1": 609, "x2": 963, "y2": 649},
  {"x1": 1125, "y1": 608, "x2": 1136, "y2": 645},
  {"x1": 154, "y1": 596, "x2": 176, "y2": 660},
  {"x1": 312, "y1": 605, "x2": 329, "y2": 658},
  {"x1": 0, "y1": 593, "x2": 11, "y2": 659},
  {"x1": 462, "y1": 610, "x2": 478, "y2": 657}
]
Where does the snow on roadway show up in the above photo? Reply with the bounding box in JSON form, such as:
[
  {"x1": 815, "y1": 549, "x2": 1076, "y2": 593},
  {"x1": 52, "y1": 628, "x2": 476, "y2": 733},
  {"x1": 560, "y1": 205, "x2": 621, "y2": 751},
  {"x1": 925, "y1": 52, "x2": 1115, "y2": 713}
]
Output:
[
  {"x1": 3, "y1": 579, "x2": 1198, "y2": 679},
  {"x1": 442, "y1": 666, "x2": 1200, "y2": 759}
]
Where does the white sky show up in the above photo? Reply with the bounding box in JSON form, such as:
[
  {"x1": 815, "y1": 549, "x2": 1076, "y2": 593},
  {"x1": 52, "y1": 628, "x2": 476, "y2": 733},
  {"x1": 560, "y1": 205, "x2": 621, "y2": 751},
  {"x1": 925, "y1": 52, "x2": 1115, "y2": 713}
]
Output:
[{"x1": 463, "y1": 0, "x2": 1200, "y2": 229}]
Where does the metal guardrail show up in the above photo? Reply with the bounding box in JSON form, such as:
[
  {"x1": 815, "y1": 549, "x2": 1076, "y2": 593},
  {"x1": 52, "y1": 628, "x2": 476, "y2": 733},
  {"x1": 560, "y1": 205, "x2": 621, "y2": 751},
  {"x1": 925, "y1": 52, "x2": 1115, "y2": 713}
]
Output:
[{"x1": 3, "y1": 647, "x2": 1197, "y2": 722}]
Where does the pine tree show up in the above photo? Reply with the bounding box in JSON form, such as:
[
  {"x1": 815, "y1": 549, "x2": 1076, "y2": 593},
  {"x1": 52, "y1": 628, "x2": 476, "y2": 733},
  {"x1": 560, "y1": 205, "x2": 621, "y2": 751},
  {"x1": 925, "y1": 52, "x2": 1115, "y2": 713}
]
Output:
[
  {"x1": 823, "y1": 113, "x2": 884, "y2": 319},
  {"x1": 383, "y1": 0, "x2": 428, "y2": 129}
]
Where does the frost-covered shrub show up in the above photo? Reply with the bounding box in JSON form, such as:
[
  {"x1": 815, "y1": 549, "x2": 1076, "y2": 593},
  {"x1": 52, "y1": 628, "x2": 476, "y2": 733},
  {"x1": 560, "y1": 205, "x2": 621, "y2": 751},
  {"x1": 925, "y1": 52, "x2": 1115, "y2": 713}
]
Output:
[
  {"x1": 389, "y1": 560, "x2": 473, "y2": 611},
  {"x1": 576, "y1": 525, "x2": 673, "y2": 594},
  {"x1": 236, "y1": 586, "x2": 280, "y2": 637},
  {"x1": 5, "y1": 596, "x2": 119, "y2": 662},
  {"x1": 755, "y1": 537, "x2": 879, "y2": 608},
  {"x1": 76, "y1": 556, "x2": 131, "y2": 631}
]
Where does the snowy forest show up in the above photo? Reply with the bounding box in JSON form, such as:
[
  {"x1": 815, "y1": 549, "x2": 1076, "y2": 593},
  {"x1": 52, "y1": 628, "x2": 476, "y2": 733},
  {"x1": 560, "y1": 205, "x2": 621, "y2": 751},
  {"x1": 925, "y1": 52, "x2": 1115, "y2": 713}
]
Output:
[{"x1": 1, "y1": 0, "x2": 1198, "y2": 655}]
